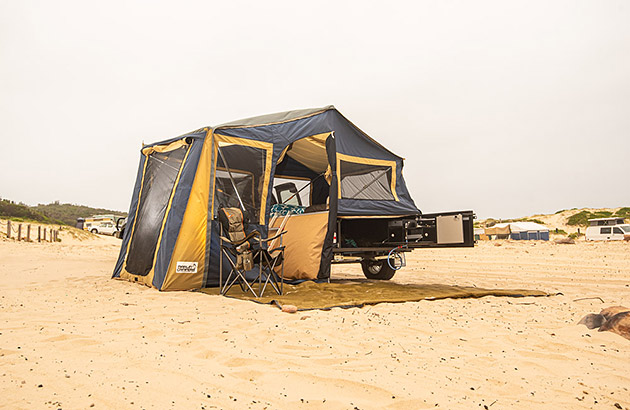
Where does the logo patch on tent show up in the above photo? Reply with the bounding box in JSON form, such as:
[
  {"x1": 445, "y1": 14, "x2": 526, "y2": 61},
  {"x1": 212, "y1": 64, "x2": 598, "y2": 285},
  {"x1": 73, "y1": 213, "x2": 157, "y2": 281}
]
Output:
[{"x1": 176, "y1": 262, "x2": 198, "y2": 274}]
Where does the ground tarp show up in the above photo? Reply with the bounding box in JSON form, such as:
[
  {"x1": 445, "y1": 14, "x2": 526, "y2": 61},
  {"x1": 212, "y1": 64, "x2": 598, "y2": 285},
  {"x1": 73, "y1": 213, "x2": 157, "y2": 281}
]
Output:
[{"x1": 198, "y1": 280, "x2": 550, "y2": 310}]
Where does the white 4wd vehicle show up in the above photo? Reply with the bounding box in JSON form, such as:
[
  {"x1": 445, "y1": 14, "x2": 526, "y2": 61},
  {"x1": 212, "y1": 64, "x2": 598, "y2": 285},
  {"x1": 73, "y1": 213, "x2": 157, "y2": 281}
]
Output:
[
  {"x1": 585, "y1": 217, "x2": 630, "y2": 241},
  {"x1": 89, "y1": 221, "x2": 117, "y2": 236}
]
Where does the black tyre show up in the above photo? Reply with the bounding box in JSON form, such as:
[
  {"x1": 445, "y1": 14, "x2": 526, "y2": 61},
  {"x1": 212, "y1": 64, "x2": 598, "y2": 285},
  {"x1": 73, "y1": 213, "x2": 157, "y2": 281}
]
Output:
[
  {"x1": 90, "y1": 228, "x2": 98, "y2": 234},
  {"x1": 361, "y1": 259, "x2": 396, "y2": 280}
]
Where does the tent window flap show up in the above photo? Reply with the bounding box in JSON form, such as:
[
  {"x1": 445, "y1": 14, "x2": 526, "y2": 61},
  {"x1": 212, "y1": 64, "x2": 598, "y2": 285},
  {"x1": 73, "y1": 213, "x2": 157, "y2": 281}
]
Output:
[
  {"x1": 125, "y1": 144, "x2": 188, "y2": 276},
  {"x1": 339, "y1": 160, "x2": 395, "y2": 201}
]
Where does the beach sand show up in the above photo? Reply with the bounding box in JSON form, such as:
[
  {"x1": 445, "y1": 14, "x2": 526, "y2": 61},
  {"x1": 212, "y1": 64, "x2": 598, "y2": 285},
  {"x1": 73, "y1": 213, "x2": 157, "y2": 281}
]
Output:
[{"x1": 1, "y1": 230, "x2": 629, "y2": 409}]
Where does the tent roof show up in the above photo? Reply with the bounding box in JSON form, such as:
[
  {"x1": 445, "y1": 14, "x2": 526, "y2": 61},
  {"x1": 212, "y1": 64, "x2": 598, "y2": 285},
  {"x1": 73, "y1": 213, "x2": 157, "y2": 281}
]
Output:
[
  {"x1": 484, "y1": 221, "x2": 549, "y2": 234},
  {"x1": 213, "y1": 105, "x2": 403, "y2": 160},
  {"x1": 215, "y1": 106, "x2": 335, "y2": 130},
  {"x1": 509, "y1": 222, "x2": 549, "y2": 232}
]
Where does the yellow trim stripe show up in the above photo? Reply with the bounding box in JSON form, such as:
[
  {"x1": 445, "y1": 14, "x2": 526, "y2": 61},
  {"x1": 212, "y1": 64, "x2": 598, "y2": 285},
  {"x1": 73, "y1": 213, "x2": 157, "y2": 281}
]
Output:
[
  {"x1": 335, "y1": 152, "x2": 398, "y2": 201},
  {"x1": 149, "y1": 142, "x2": 192, "y2": 285},
  {"x1": 142, "y1": 139, "x2": 188, "y2": 155}
]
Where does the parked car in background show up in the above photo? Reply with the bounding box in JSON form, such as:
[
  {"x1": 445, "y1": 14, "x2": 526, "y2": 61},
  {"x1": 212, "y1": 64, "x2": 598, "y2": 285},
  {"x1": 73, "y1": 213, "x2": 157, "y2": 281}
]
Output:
[
  {"x1": 88, "y1": 221, "x2": 117, "y2": 236},
  {"x1": 585, "y1": 218, "x2": 630, "y2": 241}
]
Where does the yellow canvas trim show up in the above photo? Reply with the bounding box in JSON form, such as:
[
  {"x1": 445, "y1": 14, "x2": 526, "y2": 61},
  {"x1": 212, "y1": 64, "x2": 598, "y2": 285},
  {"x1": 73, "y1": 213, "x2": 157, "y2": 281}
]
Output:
[
  {"x1": 213, "y1": 134, "x2": 273, "y2": 225},
  {"x1": 276, "y1": 145, "x2": 290, "y2": 165},
  {"x1": 301, "y1": 132, "x2": 329, "y2": 149},
  {"x1": 335, "y1": 152, "x2": 399, "y2": 201},
  {"x1": 283, "y1": 132, "x2": 331, "y2": 173},
  {"x1": 142, "y1": 139, "x2": 188, "y2": 156},
  {"x1": 214, "y1": 134, "x2": 274, "y2": 151},
  {"x1": 162, "y1": 133, "x2": 212, "y2": 291}
]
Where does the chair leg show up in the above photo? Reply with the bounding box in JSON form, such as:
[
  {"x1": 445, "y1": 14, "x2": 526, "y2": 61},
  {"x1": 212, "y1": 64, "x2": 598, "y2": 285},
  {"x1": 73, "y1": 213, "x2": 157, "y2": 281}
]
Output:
[{"x1": 220, "y1": 247, "x2": 259, "y2": 297}]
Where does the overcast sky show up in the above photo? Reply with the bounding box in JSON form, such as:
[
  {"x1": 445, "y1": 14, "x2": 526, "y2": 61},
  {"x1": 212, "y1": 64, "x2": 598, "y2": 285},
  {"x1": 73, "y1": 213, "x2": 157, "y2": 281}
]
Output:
[{"x1": 1, "y1": 0, "x2": 628, "y2": 219}]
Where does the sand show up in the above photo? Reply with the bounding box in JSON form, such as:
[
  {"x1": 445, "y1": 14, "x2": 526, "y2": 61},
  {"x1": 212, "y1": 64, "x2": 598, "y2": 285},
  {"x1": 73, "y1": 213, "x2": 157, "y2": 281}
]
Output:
[{"x1": 1, "y1": 230, "x2": 629, "y2": 409}]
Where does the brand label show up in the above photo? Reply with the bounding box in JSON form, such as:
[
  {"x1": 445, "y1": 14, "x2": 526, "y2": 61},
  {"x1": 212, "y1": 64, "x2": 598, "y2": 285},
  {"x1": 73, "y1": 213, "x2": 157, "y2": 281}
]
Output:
[{"x1": 176, "y1": 262, "x2": 198, "y2": 274}]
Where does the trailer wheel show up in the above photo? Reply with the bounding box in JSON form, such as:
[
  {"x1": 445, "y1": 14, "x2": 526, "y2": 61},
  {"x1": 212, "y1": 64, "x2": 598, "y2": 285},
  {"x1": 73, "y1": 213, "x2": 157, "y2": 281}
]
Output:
[{"x1": 361, "y1": 259, "x2": 396, "y2": 280}]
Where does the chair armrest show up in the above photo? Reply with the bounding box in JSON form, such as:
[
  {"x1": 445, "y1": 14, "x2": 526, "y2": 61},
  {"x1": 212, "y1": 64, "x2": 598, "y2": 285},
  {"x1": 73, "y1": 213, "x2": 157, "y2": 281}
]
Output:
[
  {"x1": 260, "y1": 230, "x2": 287, "y2": 243},
  {"x1": 220, "y1": 230, "x2": 260, "y2": 246}
]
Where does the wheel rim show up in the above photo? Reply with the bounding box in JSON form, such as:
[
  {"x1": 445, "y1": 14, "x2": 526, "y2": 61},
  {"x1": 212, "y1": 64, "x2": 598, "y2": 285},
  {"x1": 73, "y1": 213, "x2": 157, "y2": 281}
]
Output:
[{"x1": 367, "y1": 261, "x2": 383, "y2": 274}]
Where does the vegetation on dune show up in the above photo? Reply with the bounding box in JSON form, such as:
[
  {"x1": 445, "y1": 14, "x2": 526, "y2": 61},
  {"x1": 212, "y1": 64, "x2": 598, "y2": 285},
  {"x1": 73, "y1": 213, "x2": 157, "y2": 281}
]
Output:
[
  {"x1": 515, "y1": 218, "x2": 545, "y2": 225},
  {"x1": 615, "y1": 207, "x2": 630, "y2": 218},
  {"x1": 0, "y1": 198, "x2": 126, "y2": 226},
  {"x1": 34, "y1": 202, "x2": 126, "y2": 226},
  {"x1": 0, "y1": 199, "x2": 61, "y2": 224},
  {"x1": 555, "y1": 208, "x2": 577, "y2": 214},
  {"x1": 565, "y1": 208, "x2": 629, "y2": 226},
  {"x1": 567, "y1": 210, "x2": 612, "y2": 226}
]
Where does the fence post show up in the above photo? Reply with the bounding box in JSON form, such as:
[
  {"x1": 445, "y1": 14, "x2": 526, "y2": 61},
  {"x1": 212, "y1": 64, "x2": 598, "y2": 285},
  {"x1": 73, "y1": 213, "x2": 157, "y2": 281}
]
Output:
[
  {"x1": 49, "y1": 228, "x2": 53, "y2": 242},
  {"x1": 18, "y1": 224, "x2": 22, "y2": 241},
  {"x1": 27, "y1": 225, "x2": 31, "y2": 242},
  {"x1": 6, "y1": 221, "x2": 9, "y2": 239},
  {"x1": 43, "y1": 228, "x2": 46, "y2": 241},
  {"x1": 38, "y1": 226, "x2": 41, "y2": 242}
]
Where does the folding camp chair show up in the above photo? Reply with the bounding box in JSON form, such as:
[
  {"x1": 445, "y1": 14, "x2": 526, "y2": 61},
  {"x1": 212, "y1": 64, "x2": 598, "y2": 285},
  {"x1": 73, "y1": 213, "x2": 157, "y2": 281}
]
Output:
[{"x1": 218, "y1": 207, "x2": 286, "y2": 297}]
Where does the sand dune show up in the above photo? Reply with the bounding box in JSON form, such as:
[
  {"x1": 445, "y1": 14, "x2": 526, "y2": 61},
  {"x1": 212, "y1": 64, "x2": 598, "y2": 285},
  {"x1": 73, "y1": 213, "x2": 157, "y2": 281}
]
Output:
[
  {"x1": 480, "y1": 206, "x2": 627, "y2": 235},
  {"x1": 1, "y1": 233, "x2": 629, "y2": 409}
]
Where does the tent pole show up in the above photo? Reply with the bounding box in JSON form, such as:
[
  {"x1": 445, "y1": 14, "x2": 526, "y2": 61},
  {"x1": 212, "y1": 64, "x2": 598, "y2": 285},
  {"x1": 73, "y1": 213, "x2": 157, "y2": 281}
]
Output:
[
  {"x1": 349, "y1": 168, "x2": 390, "y2": 199},
  {"x1": 216, "y1": 146, "x2": 246, "y2": 213}
]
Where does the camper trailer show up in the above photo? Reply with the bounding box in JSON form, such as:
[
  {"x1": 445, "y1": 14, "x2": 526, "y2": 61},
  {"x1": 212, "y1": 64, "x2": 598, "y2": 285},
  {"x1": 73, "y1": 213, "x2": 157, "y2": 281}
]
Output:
[
  {"x1": 585, "y1": 218, "x2": 630, "y2": 241},
  {"x1": 113, "y1": 106, "x2": 475, "y2": 291}
]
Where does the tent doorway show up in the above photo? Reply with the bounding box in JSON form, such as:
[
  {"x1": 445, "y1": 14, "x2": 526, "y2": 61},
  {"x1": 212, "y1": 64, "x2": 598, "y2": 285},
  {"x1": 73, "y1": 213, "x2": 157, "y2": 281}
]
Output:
[{"x1": 125, "y1": 141, "x2": 190, "y2": 276}]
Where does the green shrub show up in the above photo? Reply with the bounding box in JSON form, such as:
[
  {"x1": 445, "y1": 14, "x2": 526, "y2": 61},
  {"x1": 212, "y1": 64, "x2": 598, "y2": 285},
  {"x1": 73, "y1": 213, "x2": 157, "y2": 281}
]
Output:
[
  {"x1": 566, "y1": 210, "x2": 613, "y2": 226},
  {"x1": 555, "y1": 208, "x2": 577, "y2": 214},
  {"x1": 614, "y1": 207, "x2": 630, "y2": 219}
]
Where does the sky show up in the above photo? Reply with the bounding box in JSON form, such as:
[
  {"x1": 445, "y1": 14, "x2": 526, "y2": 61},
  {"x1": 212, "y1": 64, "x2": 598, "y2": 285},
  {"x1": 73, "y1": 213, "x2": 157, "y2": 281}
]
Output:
[{"x1": 1, "y1": 0, "x2": 628, "y2": 219}]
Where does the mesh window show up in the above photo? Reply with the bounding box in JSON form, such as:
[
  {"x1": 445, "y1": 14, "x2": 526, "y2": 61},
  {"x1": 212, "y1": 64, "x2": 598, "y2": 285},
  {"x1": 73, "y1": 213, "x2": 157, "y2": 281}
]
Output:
[
  {"x1": 214, "y1": 169, "x2": 255, "y2": 218},
  {"x1": 125, "y1": 145, "x2": 188, "y2": 276},
  {"x1": 214, "y1": 143, "x2": 267, "y2": 223},
  {"x1": 339, "y1": 160, "x2": 394, "y2": 201}
]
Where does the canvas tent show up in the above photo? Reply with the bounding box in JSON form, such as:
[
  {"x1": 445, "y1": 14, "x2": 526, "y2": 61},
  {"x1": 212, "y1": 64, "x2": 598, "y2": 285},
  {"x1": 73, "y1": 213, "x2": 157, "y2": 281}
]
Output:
[
  {"x1": 112, "y1": 106, "x2": 420, "y2": 291},
  {"x1": 483, "y1": 224, "x2": 511, "y2": 238},
  {"x1": 507, "y1": 222, "x2": 549, "y2": 240},
  {"x1": 484, "y1": 222, "x2": 549, "y2": 240}
]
